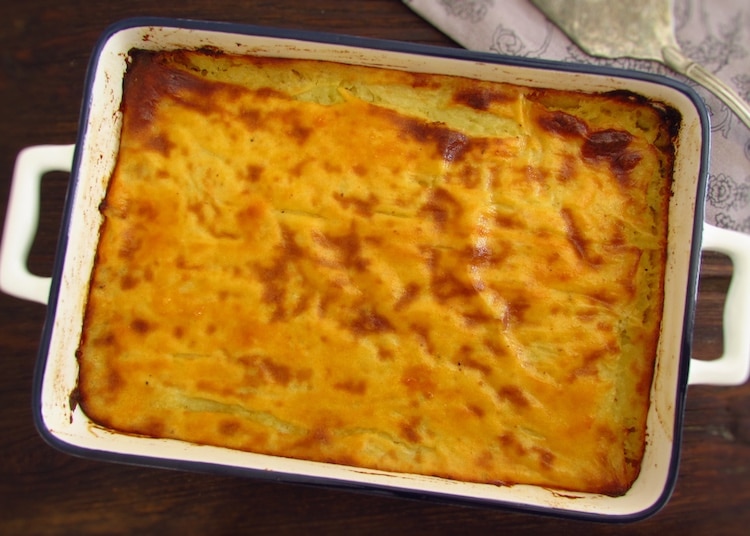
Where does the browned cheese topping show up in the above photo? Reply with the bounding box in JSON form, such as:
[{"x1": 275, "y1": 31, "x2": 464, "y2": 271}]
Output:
[{"x1": 76, "y1": 49, "x2": 678, "y2": 496}]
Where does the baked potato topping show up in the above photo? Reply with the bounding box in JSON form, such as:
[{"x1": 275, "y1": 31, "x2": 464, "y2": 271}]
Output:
[{"x1": 76, "y1": 49, "x2": 678, "y2": 495}]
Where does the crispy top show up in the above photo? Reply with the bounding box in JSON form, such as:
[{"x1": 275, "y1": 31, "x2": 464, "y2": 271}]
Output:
[{"x1": 76, "y1": 49, "x2": 677, "y2": 495}]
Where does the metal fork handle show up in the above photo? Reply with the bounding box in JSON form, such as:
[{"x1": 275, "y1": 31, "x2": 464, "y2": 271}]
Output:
[{"x1": 662, "y1": 45, "x2": 750, "y2": 131}]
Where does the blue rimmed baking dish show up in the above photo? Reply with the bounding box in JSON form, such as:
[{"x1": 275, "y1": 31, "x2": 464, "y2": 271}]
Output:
[{"x1": 2, "y1": 17, "x2": 749, "y2": 522}]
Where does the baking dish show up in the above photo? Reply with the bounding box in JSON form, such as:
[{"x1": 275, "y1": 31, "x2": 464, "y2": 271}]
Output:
[{"x1": 2, "y1": 17, "x2": 750, "y2": 522}]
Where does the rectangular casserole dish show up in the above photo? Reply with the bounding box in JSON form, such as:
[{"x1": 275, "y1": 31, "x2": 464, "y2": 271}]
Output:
[{"x1": 3, "y1": 17, "x2": 750, "y2": 522}]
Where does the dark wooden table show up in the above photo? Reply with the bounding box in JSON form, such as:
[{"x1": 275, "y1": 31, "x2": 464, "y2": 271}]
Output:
[{"x1": 0, "y1": 1, "x2": 747, "y2": 534}]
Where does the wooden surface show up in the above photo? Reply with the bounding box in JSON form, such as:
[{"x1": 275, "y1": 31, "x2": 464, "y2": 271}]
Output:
[{"x1": 0, "y1": 1, "x2": 747, "y2": 534}]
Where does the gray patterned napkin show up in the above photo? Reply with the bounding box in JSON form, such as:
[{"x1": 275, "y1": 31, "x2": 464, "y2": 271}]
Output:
[{"x1": 405, "y1": 0, "x2": 750, "y2": 234}]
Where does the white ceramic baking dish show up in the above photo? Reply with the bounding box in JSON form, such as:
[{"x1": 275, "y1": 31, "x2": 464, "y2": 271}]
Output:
[{"x1": 2, "y1": 18, "x2": 750, "y2": 522}]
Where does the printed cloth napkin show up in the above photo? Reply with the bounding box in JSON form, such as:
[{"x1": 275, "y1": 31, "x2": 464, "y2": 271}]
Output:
[{"x1": 404, "y1": 0, "x2": 750, "y2": 234}]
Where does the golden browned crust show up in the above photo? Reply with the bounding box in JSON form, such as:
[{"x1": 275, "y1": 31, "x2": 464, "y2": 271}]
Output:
[{"x1": 76, "y1": 49, "x2": 678, "y2": 496}]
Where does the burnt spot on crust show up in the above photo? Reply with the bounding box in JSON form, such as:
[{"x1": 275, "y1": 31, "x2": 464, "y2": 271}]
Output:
[
  {"x1": 146, "y1": 132, "x2": 175, "y2": 156},
  {"x1": 483, "y1": 338, "x2": 508, "y2": 358},
  {"x1": 497, "y1": 385, "x2": 530, "y2": 409},
  {"x1": 452, "y1": 86, "x2": 513, "y2": 111},
  {"x1": 603, "y1": 89, "x2": 683, "y2": 140},
  {"x1": 253, "y1": 86, "x2": 287, "y2": 101},
  {"x1": 218, "y1": 419, "x2": 241, "y2": 437},
  {"x1": 503, "y1": 298, "x2": 530, "y2": 329},
  {"x1": 425, "y1": 248, "x2": 481, "y2": 304},
  {"x1": 130, "y1": 317, "x2": 151, "y2": 334},
  {"x1": 494, "y1": 211, "x2": 525, "y2": 229},
  {"x1": 273, "y1": 109, "x2": 313, "y2": 145},
  {"x1": 560, "y1": 207, "x2": 604, "y2": 266},
  {"x1": 254, "y1": 225, "x2": 307, "y2": 321},
  {"x1": 350, "y1": 309, "x2": 394, "y2": 335},
  {"x1": 408, "y1": 72, "x2": 442, "y2": 89},
  {"x1": 257, "y1": 357, "x2": 292, "y2": 386},
  {"x1": 245, "y1": 164, "x2": 264, "y2": 182},
  {"x1": 235, "y1": 200, "x2": 266, "y2": 228},
  {"x1": 106, "y1": 369, "x2": 124, "y2": 394},
  {"x1": 469, "y1": 243, "x2": 507, "y2": 267},
  {"x1": 582, "y1": 130, "x2": 642, "y2": 186},
  {"x1": 460, "y1": 356, "x2": 492, "y2": 377},
  {"x1": 117, "y1": 229, "x2": 142, "y2": 259},
  {"x1": 533, "y1": 447, "x2": 556, "y2": 471},
  {"x1": 139, "y1": 418, "x2": 167, "y2": 439},
  {"x1": 557, "y1": 154, "x2": 577, "y2": 183},
  {"x1": 560, "y1": 207, "x2": 588, "y2": 261},
  {"x1": 318, "y1": 224, "x2": 370, "y2": 272},
  {"x1": 333, "y1": 192, "x2": 379, "y2": 218},
  {"x1": 393, "y1": 282, "x2": 421, "y2": 312},
  {"x1": 498, "y1": 432, "x2": 526, "y2": 456},
  {"x1": 91, "y1": 331, "x2": 117, "y2": 348},
  {"x1": 120, "y1": 274, "x2": 139, "y2": 290},
  {"x1": 237, "y1": 355, "x2": 295, "y2": 387},
  {"x1": 419, "y1": 187, "x2": 463, "y2": 229},
  {"x1": 410, "y1": 323, "x2": 436, "y2": 356},
  {"x1": 390, "y1": 113, "x2": 470, "y2": 163},
  {"x1": 467, "y1": 404, "x2": 485, "y2": 418},
  {"x1": 399, "y1": 417, "x2": 422, "y2": 443},
  {"x1": 123, "y1": 50, "x2": 230, "y2": 132},
  {"x1": 537, "y1": 110, "x2": 588, "y2": 138},
  {"x1": 333, "y1": 379, "x2": 368, "y2": 395},
  {"x1": 431, "y1": 270, "x2": 478, "y2": 303},
  {"x1": 291, "y1": 427, "x2": 332, "y2": 452},
  {"x1": 536, "y1": 109, "x2": 643, "y2": 186}
]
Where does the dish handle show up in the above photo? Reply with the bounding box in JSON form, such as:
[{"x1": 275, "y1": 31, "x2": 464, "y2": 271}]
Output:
[
  {"x1": 0, "y1": 144, "x2": 75, "y2": 305},
  {"x1": 689, "y1": 223, "x2": 750, "y2": 386}
]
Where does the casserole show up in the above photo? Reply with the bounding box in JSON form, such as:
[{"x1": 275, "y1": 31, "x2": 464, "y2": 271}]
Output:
[
  {"x1": 1, "y1": 18, "x2": 749, "y2": 521},
  {"x1": 81, "y1": 46, "x2": 678, "y2": 497}
]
